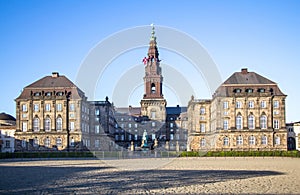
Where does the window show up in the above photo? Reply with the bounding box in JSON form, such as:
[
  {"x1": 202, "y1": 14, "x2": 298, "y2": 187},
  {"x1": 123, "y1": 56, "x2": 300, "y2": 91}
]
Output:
[
  {"x1": 248, "y1": 115, "x2": 255, "y2": 129},
  {"x1": 95, "y1": 109, "x2": 100, "y2": 115},
  {"x1": 223, "y1": 120, "x2": 229, "y2": 130},
  {"x1": 33, "y1": 117, "x2": 40, "y2": 132},
  {"x1": 152, "y1": 122, "x2": 155, "y2": 127},
  {"x1": 70, "y1": 138, "x2": 75, "y2": 146},
  {"x1": 236, "y1": 101, "x2": 242, "y2": 108},
  {"x1": 134, "y1": 134, "x2": 138, "y2": 140},
  {"x1": 275, "y1": 136, "x2": 280, "y2": 145},
  {"x1": 22, "y1": 122, "x2": 27, "y2": 132},
  {"x1": 261, "y1": 136, "x2": 267, "y2": 145},
  {"x1": 170, "y1": 123, "x2": 174, "y2": 128},
  {"x1": 237, "y1": 136, "x2": 243, "y2": 145},
  {"x1": 33, "y1": 104, "x2": 39, "y2": 112},
  {"x1": 44, "y1": 137, "x2": 50, "y2": 147},
  {"x1": 258, "y1": 88, "x2": 265, "y2": 93},
  {"x1": 236, "y1": 115, "x2": 243, "y2": 130},
  {"x1": 249, "y1": 135, "x2": 255, "y2": 145},
  {"x1": 235, "y1": 88, "x2": 242, "y2": 93},
  {"x1": 273, "y1": 110, "x2": 279, "y2": 115},
  {"x1": 200, "y1": 123, "x2": 205, "y2": 132},
  {"x1": 45, "y1": 92, "x2": 51, "y2": 96},
  {"x1": 151, "y1": 83, "x2": 156, "y2": 93},
  {"x1": 22, "y1": 104, "x2": 27, "y2": 112},
  {"x1": 248, "y1": 101, "x2": 254, "y2": 108},
  {"x1": 121, "y1": 123, "x2": 124, "y2": 128},
  {"x1": 151, "y1": 111, "x2": 156, "y2": 119},
  {"x1": 170, "y1": 133, "x2": 174, "y2": 140},
  {"x1": 33, "y1": 137, "x2": 39, "y2": 147},
  {"x1": 22, "y1": 139, "x2": 26, "y2": 148},
  {"x1": 56, "y1": 137, "x2": 62, "y2": 147},
  {"x1": 45, "y1": 117, "x2": 51, "y2": 131},
  {"x1": 70, "y1": 122, "x2": 75, "y2": 131},
  {"x1": 223, "y1": 101, "x2": 229, "y2": 109},
  {"x1": 200, "y1": 107, "x2": 205, "y2": 114},
  {"x1": 273, "y1": 100, "x2": 279, "y2": 108},
  {"x1": 223, "y1": 137, "x2": 229, "y2": 146},
  {"x1": 95, "y1": 125, "x2": 100, "y2": 133},
  {"x1": 260, "y1": 115, "x2": 267, "y2": 129},
  {"x1": 134, "y1": 123, "x2": 138, "y2": 128},
  {"x1": 128, "y1": 123, "x2": 132, "y2": 128},
  {"x1": 121, "y1": 134, "x2": 125, "y2": 141},
  {"x1": 5, "y1": 140, "x2": 10, "y2": 148},
  {"x1": 95, "y1": 139, "x2": 100, "y2": 148},
  {"x1": 70, "y1": 103, "x2": 75, "y2": 111},
  {"x1": 56, "y1": 103, "x2": 62, "y2": 111},
  {"x1": 45, "y1": 103, "x2": 51, "y2": 111},
  {"x1": 247, "y1": 88, "x2": 253, "y2": 93},
  {"x1": 200, "y1": 138, "x2": 206, "y2": 147},
  {"x1": 273, "y1": 119, "x2": 280, "y2": 129},
  {"x1": 22, "y1": 113, "x2": 27, "y2": 118},
  {"x1": 115, "y1": 134, "x2": 119, "y2": 141},
  {"x1": 56, "y1": 117, "x2": 62, "y2": 131},
  {"x1": 261, "y1": 101, "x2": 266, "y2": 108}
]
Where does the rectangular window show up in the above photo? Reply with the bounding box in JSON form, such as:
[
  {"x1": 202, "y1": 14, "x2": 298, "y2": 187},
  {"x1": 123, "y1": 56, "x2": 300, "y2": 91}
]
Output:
[
  {"x1": 56, "y1": 103, "x2": 62, "y2": 111},
  {"x1": 237, "y1": 136, "x2": 243, "y2": 145},
  {"x1": 236, "y1": 101, "x2": 242, "y2": 108},
  {"x1": 274, "y1": 119, "x2": 280, "y2": 129},
  {"x1": 200, "y1": 107, "x2": 205, "y2": 114},
  {"x1": 151, "y1": 122, "x2": 155, "y2": 127},
  {"x1": 273, "y1": 100, "x2": 279, "y2": 108},
  {"x1": 223, "y1": 101, "x2": 229, "y2": 109},
  {"x1": 70, "y1": 122, "x2": 75, "y2": 131},
  {"x1": 95, "y1": 139, "x2": 100, "y2": 148},
  {"x1": 152, "y1": 134, "x2": 156, "y2": 140},
  {"x1": 22, "y1": 139, "x2": 27, "y2": 148},
  {"x1": 134, "y1": 134, "x2": 138, "y2": 140},
  {"x1": 22, "y1": 104, "x2": 27, "y2": 112},
  {"x1": 33, "y1": 104, "x2": 39, "y2": 112},
  {"x1": 248, "y1": 101, "x2": 254, "y2": 108},
  {"x1": 5, "y1": 140, "x2": 10, "y2": 148},
  {"x1": 223, "y1": 120, "x2": 228, "y2": 130},
  {"x1": 261, "y1": 136, "x2": 267, "y2": 145},
  {"x1": 170, "y1": 134, "x2": 174, "y2": 140},
  {"x1": 95, "y1": 125, "x2": 100, "y2": 134},
  {"x1": 45, "y1": 138, "x2": 50, "y2": 147},
  {"x1": 200, "y1": 123, "x2": 205, "y2": 133},
  {"x1": 261, "y1": 101, "x2": 266, "y2": 108},
  {"x1": 22, "y1": 122, "x2": 27, "y2": 132},
  {"x1": 33, "y1": 138, "x2": 39, "y2": 147},
  {"x1": 134, "y1": 123, "x2": 138, "y2": 128},
  {"x1": 45, "y1": 103, "x2": 51, "y2": 111},
  {"x1": 70, "y1": 103, "x2": 75, "y2": 111},
  {"x1": 128, "y1": 123, "x2": 132, "y2": 128},
  {"x1": 95, "y1": 109, "x2": 100, "y2": 115},
  {"x1": 151, "y1": 112, "x2": 156, "y2": 119},
  {"x1": 275, "y1": 136, "x2": 280, "y2": 145},
  {"x1": 170, "y1": 123, "x2": 174, "y2": 128}
]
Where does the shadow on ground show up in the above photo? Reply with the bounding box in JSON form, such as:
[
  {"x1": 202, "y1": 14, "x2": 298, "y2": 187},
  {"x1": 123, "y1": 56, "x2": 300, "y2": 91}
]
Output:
[{"x1": 0, "y1": 159, "x2": 283, "y2": 194}]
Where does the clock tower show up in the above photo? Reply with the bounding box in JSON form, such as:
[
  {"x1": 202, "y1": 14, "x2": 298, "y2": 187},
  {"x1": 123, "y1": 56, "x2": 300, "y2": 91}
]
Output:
[{"x1": 140, "y1": 25, "x2": 167, "y2": 122}]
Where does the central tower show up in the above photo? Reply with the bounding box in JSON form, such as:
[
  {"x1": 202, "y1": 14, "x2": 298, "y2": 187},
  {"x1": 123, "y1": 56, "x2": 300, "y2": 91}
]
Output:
[{"x1": 140, "y1": 25, "x2": 167, "y2": 122}]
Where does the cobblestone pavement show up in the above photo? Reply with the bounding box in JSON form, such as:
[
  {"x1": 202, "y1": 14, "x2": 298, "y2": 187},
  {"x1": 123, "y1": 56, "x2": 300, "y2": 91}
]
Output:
[{"x1": 0, "y1": 157, "x2": 299, "y2": 194}]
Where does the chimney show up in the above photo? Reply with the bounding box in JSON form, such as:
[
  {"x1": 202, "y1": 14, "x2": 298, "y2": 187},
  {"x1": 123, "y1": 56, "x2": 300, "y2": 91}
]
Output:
[
  {"x1": 52, "y1": 72, "x2": 59, "y2": 78},
  {"x1": 241, "y1": 68, "x2": 248, "y2": 74}
]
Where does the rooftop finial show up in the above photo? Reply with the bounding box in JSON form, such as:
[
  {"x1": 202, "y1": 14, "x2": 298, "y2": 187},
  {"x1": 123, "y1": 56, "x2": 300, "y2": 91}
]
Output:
[{"x1": 150, "y1": 23, "x2": 155, "y2": 40}]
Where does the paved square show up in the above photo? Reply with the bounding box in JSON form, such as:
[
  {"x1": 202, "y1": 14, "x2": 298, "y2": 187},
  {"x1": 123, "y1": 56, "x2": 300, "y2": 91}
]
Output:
[{"x1": 0, "y1": 157, "x2": 299, "y2": 194}]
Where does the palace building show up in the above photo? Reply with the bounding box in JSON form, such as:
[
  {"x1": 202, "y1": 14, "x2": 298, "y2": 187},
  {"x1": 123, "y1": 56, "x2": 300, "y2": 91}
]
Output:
[
  {"x1": 188, "y1": 68, "x2": 287, "y2": 151},
  {"x1": 13, "y1": 26, "x2": 288, "y2": 152}
]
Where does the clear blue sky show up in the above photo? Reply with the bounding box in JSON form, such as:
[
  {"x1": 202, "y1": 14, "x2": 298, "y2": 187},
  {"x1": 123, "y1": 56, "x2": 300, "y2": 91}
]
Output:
[{"x1": 1, "y1": 0, "x2": 299, "y2": 122}]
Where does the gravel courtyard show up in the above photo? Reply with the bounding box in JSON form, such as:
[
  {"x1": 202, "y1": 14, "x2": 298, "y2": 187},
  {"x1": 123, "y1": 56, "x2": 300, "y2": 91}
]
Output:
[{"x1": 0, "y1": 157, "x2": 299, "y2": 194}]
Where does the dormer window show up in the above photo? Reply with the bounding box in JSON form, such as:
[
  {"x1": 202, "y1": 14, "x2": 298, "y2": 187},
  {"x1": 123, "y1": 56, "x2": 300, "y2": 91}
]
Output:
[
  {"x1": 234, "y1": 88, "x2": 242, "y2": 93},
  {"x1": 45, "y1": 92, "x2": 52, "y2": 96},
  {"x1": 258, "y1": 88, "x2": 265, "y2": 93},
  {"x1": 34, "y1": 92, "x2": 41, "y2": 96},
  {"x1": 246, "y1": 88, "x2": 253, "y2": 93},
  {"x1": 56, "y1": 92, "x2": 64, "y2": 96}
]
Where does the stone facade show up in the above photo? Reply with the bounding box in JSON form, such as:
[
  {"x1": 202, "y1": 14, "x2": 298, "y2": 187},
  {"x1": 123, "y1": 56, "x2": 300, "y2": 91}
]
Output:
[
  {"x1": 188, "y1": 68, "x2": 288, "y2": 151},
  {"x1": 14, "y1": 72, "x2": 88, "y2": 151}
]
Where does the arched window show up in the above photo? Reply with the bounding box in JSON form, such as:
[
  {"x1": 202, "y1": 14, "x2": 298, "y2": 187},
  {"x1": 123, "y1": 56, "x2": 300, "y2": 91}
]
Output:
[
  {"x1": 237, "y1": 135, "x2": 243, "y2": 145},
  {"x1": 151, "y1": 83, "x2": 156, "y2": 94},
  {"x1": 249, "y1": 135, "x2": 255, "y2": 145},
  {"x1": 236, "y1": 115, "x2": 243, "y2": 130},
  {"x1": 56, "y1": 117, "x2": 62, "y2": 131},
  {"x1": 200, "y1": 138, "x2": 206, "y2": 147},
  {"x1": 33, "y1": 117, "x2": 40, "y2": 132},
  {"x1": 248, "y1": 115, "x2": 255, "y2": 129},
  {"x1": 44, "y1": 137, "x2": 50, "y2": 147},
  {"x1": 260, "y1": 115, "x2": 267, "y2": 129},
  {"x1": 33, "y1": 137, "x2": 39, "y2": 147},
  {"x1": 223, "y1": 137, "x2": 229, "y2": 146},
  {"x1": 261, "y1": 135, "x2": 267, "y2": 145},
  {"x1": 56, "y1": 137, "x2": 62, "y2": 147},
  {"x1": 45, "y1": 117, "x2": 51, "y2": 131}
]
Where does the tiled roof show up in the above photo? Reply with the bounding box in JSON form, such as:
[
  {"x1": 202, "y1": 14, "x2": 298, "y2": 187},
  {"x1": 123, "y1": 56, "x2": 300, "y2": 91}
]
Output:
[{"x1": 223, "y1": 70, "x2": 276, "y2": 85}]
